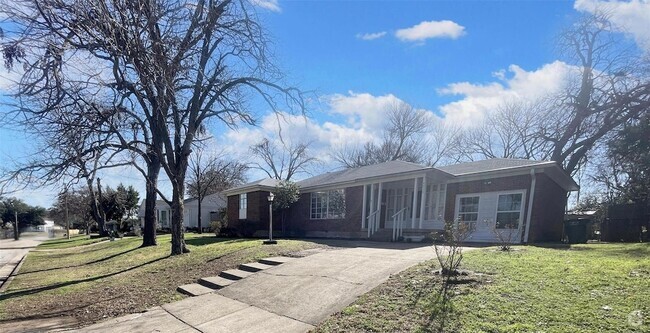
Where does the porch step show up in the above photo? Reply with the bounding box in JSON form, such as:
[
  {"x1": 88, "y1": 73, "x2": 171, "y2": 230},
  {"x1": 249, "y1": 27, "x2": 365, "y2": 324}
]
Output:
[
  {"x1": 239, "y1": 262, "x2": 275, "y2": 272},
  {"x1": 368, "y1": 229, "x2": 393, "y2": 242},
  {"x1": 219, "y1": 269, "x2": 255, "y2": 280},
  {"x1": 177, "y1": 283, "x2": 215, "y2": 296},
  {"x1": 258, "y1": 256, "x2": 295, "y2": 266},
  {"x1": 198, "y1": 276, "x2": 235, "y2": 289}
]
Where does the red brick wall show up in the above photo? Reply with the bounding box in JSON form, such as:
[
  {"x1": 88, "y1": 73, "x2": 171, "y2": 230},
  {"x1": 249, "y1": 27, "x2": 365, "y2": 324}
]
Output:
[
  {"x1": 443, "y1": 173, "x2": 568, "y2": 243},
  {"x1": 226, "y1": 191, "x2": 274, "y2": 235},
  {"x1": 284, "y1": 185, "x2": 364, "y2": 236},
  {"x1": 529, "y1": 173, "x2": 567, "y2": 242}
]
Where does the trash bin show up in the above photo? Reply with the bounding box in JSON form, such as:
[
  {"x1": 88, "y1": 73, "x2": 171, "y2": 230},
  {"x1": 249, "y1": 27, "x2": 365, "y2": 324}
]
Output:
[{"x1": 565, "y1": 219, "x2": 589, "y2": 244}]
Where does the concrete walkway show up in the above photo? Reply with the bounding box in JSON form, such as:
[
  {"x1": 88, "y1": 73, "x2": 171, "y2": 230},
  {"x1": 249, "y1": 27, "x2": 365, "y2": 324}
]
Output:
[
  {"x1": 72, "y1": 242, "x2": 439, "y2": 333},
  {"x1": 0, "y1": 232, "x2": 49, "y2": 292}
]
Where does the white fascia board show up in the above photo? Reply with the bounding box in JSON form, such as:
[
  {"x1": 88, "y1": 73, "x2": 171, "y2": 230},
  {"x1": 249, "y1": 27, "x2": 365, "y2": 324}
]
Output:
[{"x1": 301, "y1": 168, "x2": 451, "y2": 193}]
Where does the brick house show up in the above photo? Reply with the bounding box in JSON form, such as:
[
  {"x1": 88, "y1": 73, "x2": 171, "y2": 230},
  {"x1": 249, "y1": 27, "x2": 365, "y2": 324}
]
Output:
[{"x1": 223, "y1": 159, "x2": 578, "y2": 243}]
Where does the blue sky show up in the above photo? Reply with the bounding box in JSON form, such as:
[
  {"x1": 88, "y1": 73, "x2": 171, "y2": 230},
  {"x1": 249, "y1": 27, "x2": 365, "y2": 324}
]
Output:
[{"x1": 1, "y1": 0, "x2": 649, "y2": 207}]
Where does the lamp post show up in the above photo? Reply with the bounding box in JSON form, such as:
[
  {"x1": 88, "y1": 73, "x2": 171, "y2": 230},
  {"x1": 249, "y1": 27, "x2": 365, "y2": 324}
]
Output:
[{"x1": 263, "y1": 192, "x2": 277, "y2": 244}]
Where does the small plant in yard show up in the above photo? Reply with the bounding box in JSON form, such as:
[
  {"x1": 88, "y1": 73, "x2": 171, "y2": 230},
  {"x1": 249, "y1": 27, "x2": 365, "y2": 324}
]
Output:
[
  {"x1": 489, "y1": 219, "x2": 519, "y2": 251},
  {"x1": 433, "y1": 219, "x2": 474, "y2": 276}
]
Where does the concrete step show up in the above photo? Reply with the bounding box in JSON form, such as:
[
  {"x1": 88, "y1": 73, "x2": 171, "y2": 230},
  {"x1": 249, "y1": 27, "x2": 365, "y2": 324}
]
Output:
[
  {"x1": 177, "y1": 283, "x2": 215, "y2": 297},
  {"x1": 258, "y1": 256, "x2": 295, "y2": 266},
  {"x1": 239, "y1": 262, "x2": 275, "y2": 272},
  {"x1": 198, "y1": 276, "x2": 235, "y2": 289},
  {"x1": 219, "y1": 269, "x2": 255, "y2": 280}
]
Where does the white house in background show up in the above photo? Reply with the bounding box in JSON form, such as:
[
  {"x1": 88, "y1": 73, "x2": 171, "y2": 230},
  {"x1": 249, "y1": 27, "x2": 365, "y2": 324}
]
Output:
[{"x1": 137, "y1": 193, "x2": 226, "y2": 231}]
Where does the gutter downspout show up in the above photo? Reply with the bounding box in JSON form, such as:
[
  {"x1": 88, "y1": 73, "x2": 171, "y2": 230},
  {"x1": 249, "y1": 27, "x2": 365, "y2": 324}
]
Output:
[{"x1": 523, "y1": 168, "x2": 536, "y2": 243}]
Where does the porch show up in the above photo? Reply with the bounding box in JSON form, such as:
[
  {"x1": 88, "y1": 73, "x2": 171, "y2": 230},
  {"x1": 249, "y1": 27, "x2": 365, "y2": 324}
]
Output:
[{"x1": 361, "y1": 169, "x2": 450, "y2": 241}]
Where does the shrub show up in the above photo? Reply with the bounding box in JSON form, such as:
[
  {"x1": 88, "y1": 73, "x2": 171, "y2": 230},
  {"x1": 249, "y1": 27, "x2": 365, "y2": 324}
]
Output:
[{"x1": 210, "y1": 220, "x2": 222, "y2": 236}]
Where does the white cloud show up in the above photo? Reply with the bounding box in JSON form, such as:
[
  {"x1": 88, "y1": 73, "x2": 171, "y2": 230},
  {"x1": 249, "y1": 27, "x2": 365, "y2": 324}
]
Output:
[
  {"x1": 220, "y1": 92, "x2": 442, "y2": 177},
  {"x1": 574, "y1": 0, "x2": 650, "y2": 52},
  {"x1": 356, "y1": 31, "x2": 387, "y2": 41},
  {"x1": 438, "y1": 61, "x2": 575, "y2": 125},
  {"x1": 395, "y1": 20, "x2": 465, "y2": 42},
  {"x1": 250, "y1": 0, "x2": 281, "y2": 12},
  {"x1": 327, "y1": 91, "x2": 404, "y2": 131}
]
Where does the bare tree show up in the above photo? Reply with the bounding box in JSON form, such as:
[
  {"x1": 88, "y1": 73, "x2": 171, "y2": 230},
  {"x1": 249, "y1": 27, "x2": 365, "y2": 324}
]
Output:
[
  {"x1": 186, "y1": 150, "x2": 247, "y2": 233},
  {"x1": 1, "y1": 0, "x2": 303, "y2": 255},
  {"x1": 459, "y1": 101, "x2": 553, "y2": 161},
  {"x1": 250, "y1": 137, "x2": 316, "y2": 181},
  {"x1": 334, "y1": 101, "x2": 432, "y2": 168},
  {"x1": 543, "y1": 12, "x2": 650, "y2": 175}
]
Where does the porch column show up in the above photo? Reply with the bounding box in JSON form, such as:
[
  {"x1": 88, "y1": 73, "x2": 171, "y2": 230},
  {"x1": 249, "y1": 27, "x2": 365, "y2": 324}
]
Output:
[
  {"x1": 376, "y1": 182, "x2": 383, "y2": 232},
  {"x1": 361, "y1": 184, "x2": 367, "y2": 229},
  {"x1": 419, "y1": 176, "x2": 427, "y2": 229},
  {"x1": 411, "y1": 177, "x2": 419, "y2": 228}
]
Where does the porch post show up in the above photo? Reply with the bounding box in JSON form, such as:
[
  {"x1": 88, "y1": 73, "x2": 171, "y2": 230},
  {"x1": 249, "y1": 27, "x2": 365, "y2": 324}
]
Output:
[
  {"x1": 361, "y1": 184, "x2": 367, "y2": 229},
  {"x1": 411, "y1": 177, "x2": 419, "y2": 228},
  {"x1": 419, "y1": 176, "x2": 427, "y2": 229},
  {"x1": 376, "y1": 182, "x2": 383, "y2": 232}
]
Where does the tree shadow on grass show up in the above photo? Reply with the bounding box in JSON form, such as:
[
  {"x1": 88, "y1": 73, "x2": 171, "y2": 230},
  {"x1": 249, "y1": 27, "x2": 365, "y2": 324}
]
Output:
[
  {"x1": 0, "y1": 255, "x2": 168, "y2": 301},
  {"x1": 17, "y1": 247, "x2": 141, "y2": 275},
  {"x1": 185, "y1": 237, "x2": 248, "y2": 247}
]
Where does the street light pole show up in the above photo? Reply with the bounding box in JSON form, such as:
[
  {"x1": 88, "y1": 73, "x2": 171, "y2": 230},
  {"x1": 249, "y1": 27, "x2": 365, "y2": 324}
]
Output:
[{"x1": 263, "y1": 192, "x2": 277, "y2": 245}]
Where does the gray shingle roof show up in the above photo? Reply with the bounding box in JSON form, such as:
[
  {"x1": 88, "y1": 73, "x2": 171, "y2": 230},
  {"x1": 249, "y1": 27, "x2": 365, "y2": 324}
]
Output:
[
  {"x1": 437, "y1": 158, "x2": 554, "y2": 176},
  {"x1": 297, "y1": 160, "x2": 431, "y2": 189},
  {"x1": 224, "y1": 178, "x2": 281, "y2": 194}
]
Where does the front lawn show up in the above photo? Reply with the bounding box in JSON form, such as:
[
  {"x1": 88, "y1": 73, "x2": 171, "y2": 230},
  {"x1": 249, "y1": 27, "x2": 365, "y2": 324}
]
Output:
[
  {"x1": 315, "y1": 243, "x2": 650, "y2": 332},
  {"x1": 0, "y1": 234, "x2": 326, "y2": 326}
]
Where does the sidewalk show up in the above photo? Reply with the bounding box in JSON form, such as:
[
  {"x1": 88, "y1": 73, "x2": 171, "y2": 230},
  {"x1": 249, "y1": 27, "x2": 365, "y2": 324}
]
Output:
[
  {"x1": 0, "y1": 232, "x2": 49, "y2": 292},
  {"x1": 71, "y1": 242, "x2": 439, "y2": 333}
]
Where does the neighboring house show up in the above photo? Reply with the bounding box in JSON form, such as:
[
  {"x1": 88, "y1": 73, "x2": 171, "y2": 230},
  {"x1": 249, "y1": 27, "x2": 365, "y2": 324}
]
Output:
[
  {"x1": 137, "y1": 193, "x2": 226, "y2": 231},
  {"x1": 223, "y1": 159, "x2": 579, "y2": 243}
]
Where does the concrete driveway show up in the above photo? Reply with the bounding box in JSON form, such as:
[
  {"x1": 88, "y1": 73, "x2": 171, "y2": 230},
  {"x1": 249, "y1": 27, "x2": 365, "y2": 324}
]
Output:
[{"x1": 74, "y1": 241, "x2": 438, "y2": 333}]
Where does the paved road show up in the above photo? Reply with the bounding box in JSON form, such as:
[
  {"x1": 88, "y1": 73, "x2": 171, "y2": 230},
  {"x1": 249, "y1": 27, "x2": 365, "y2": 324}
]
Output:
[{"x1": 74, "y1": 241, "x2": 443, "y2": 333}]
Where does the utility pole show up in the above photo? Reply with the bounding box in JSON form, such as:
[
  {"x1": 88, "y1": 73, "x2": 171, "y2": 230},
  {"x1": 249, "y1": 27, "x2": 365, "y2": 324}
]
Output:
[{"x1": 13, "y1": 211, "x2": 19, "y2": 240}]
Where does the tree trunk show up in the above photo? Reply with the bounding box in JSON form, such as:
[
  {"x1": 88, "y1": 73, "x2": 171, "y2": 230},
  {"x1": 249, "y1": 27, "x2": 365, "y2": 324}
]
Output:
[
  {"x1": 88, "y1": 178, "x2": 109, "y2": 237},
  {"x1": 141, "y1": 156, "x2": 160, "y2": 247},
  {"x1": 170, "y1": 186, "x2": 189, "y2": 255},
  {"x1": 197, "y1": 195, "x2": 203, "y2": 234}
]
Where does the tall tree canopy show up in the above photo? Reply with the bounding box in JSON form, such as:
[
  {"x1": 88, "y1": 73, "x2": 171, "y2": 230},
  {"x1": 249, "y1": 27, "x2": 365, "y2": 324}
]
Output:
[{"x1": 1, "y1": 0, "x2": 303, "y2": 255}]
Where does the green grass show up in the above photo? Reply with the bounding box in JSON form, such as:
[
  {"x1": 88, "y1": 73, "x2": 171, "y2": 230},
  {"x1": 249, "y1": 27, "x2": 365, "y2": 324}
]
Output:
[
  {"x1": 315, "y1": 243, "x2": 650, "y2": 333},
  {"x1": 0, "y1": 234, "x2": 325, "y2": 325},
  {"x1": 37, "y1": 235, "x2": 109, "y2": 249}
]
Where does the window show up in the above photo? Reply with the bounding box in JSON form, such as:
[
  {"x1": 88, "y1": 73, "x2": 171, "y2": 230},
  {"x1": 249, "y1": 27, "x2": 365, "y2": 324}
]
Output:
[
  {"x1": 496, "y1": 193, "x2": 523, "y2": 229},
  {"x1": 239, "y1": 193, "x2": 247, "y2": 219},
  {"x1": 386, "y1": 189, "x2": 405, "y2": 221},
  {"x1": 458, "y1": 196, "x2": 480, "y2": 223},
  {"x1": 425, "y1": 184, "x2": 446, "y2": 220},
  {"x1": 159, "y1": 210, "x2": 168, "y2": 226},
  {"x1": 310, "y1": 189, "x2": 346, "y2": 219}
]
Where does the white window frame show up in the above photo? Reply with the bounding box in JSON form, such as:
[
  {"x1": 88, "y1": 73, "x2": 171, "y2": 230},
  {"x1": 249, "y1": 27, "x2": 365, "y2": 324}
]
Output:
[
  {"x1": 494, "y1": 191, "x2": 526, "y2": 230},
  {"x1": 239, "y1": 193, "x2": 247, "y2": 219},
  {"x1": 310, "y1": 189, "x2": 346, "y2": 220},
  {"x1": 456, "y1": 194, "x2": 480, "y2": 226}
]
